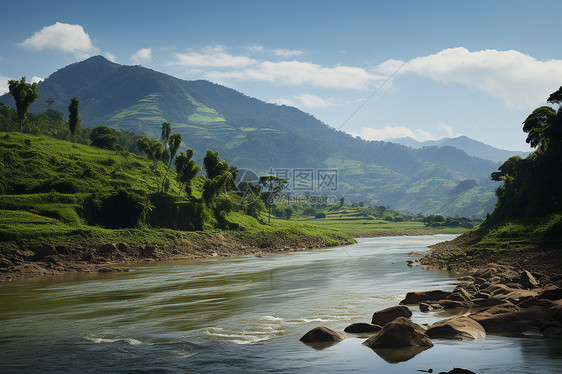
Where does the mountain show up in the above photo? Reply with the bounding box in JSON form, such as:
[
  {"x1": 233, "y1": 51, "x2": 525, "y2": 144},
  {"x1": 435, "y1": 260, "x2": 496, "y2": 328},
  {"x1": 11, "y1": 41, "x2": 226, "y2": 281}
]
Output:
[
  {"x1": 390, "y1": 136, "x2": 529, "y2": 163},
  {"x1": 0, "y1": 56, "x2": 501, "y2": 218}
]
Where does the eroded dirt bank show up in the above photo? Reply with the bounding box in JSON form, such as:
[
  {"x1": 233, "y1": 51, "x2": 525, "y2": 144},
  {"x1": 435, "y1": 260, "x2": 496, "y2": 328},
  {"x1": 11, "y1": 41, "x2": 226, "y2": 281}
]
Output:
[{"x1": 0, "y1": 232, "x2": 354, "y2": 281}]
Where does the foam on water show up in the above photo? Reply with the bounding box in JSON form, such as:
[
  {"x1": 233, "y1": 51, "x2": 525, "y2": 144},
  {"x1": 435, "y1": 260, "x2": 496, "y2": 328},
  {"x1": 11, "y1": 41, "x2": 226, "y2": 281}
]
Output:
[{"x1": 83, "y1": 334, "x2": 144, "y2": 346}]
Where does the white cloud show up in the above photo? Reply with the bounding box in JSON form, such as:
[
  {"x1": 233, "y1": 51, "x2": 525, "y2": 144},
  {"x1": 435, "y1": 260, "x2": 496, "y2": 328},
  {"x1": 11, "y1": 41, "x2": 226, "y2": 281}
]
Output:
[
  {"x1": 20, "y1": 22, "x2": 98, "y2": 53},
  {"x1": 355, "y1": 123, "x2": 461, "y2": 142},
  {"x1": 104, "y1": 52, "x2": 116, "y2": 62},
  {"x1": 208, "y1": 60, "x2": 385, "y2": 89},
  {"x1": 376, "y1": 47, "x2": 562, "y2": 108},
  {"x1": 169, "y1": 46, "x2": 256, "y2": 68},
  {"x1": 294, "y1": 94, "x2": 335, "y2": 107},
  {"x1": 0, "y1": 74, "x2": 10, "y2": 95},
  {"x1": 244, "y1": 45, "x2": 264, "y2": 52},
  {"x1": 270, "y1": 97, "x2": 296, "y2": 106},
  {"x1": 355, "y1": 126, "x2": 437, "y2": 142},
  {"x1": 30, "y1": 76, "x2": 43, "y2": 84},
  {"x1": 271, "y1": 94, "x2": 335, "y2": 108},
  {"x1": 272, "y1": 48, "x2": 303, "y2": 57},
  {"x1": 131, "y1": 48, "x2": 152, "y2": 64},
  {"x1": 437, "y1": 122, "x2": 459, "y2": 138}
]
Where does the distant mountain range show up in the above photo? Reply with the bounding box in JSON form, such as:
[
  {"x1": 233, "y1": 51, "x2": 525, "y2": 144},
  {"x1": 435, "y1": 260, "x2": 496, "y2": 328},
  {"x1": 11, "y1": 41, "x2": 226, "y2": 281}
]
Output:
[
  {"x1": 0, "y1": 56, "x2": 503, "y2": 217},
  {"x1": 390, "y1": 136, "x2": 529, "y2": 163}
]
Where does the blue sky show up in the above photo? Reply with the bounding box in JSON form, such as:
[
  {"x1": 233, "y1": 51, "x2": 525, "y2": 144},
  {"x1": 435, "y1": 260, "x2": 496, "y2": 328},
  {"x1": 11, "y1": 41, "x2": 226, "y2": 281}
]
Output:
[{"x1": 1, "y1": 0, "x2": 561, "y2": 151}]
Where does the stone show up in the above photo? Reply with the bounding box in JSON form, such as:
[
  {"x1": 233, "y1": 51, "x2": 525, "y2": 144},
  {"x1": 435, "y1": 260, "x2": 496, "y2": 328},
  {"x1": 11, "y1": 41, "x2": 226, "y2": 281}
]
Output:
[
  {"x1": 371, "y1": 305, "x2": 412, "y2": 326},
  {"x1": 426, "y1": 316, "x2": 486, "y2": 340},
  {"x1": 503, "y1": 289, "x2": 538, "y2": 303},
  {"x1": 472, "y1": 297, "x2": 508, "y2": 307},
  {"x1": 0, "y1": 256, "x2": 13, "y2": 268},
  {"x1": 469, "y1": 306, "x2": 554, "y2": 333},
  {"x1": 344, "y1": 322, "x2": 382, "y2": 333},
  {"x1": 537, "y1": 285, "x2": 562, "y2": 301},
  {"x1": 420, "y1": 302, "x2": 444, "y2": 312},
  {"x1": 519, "y1": 270, "x2": 539, "y2": 289},
  {"x1": 438, "y1": 369, "x2": 476, "y2": 374},
  {"x1": 447, "y1": 287, "x2": 472, "y2": 302},
  {"x1": 300, "y1": 326, "x2": 346, "y2": 343},
  {"x1": 400, "y1": 290, "x2": 452, "y2": 305},
  {"x1": 363, "y1": 317, "x2": 433, "y2": 349},
  {"x1": 31, "y1": 244, "x2": 57, "y2": 261},
  {"x1": 439, "y1": 300, "x2": 472, "y2": 309}
]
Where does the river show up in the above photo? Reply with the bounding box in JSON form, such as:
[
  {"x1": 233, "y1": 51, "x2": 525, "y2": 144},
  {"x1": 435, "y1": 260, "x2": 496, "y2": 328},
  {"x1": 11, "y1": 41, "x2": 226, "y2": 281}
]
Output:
[{"x1": 1, "y1": 235, "x2": 562, "y2": 373}]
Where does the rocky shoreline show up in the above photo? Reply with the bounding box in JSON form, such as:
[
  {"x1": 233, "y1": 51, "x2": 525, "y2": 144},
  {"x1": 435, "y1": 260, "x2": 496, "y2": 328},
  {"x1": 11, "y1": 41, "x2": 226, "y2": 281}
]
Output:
[
  {"x1": 420, "y1": 232, "x2": 562, "y2": 285},
  {"x1": 300, "y1": 252, "x2": 562, "y2": 372},
  {"x1": 0, "y1": 232, "x2": 354, "y2": 282}
]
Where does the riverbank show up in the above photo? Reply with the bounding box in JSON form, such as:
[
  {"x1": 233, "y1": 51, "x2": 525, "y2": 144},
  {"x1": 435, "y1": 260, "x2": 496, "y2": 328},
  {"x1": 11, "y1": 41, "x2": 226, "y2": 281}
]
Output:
[
  {"x1": 421, "y1": 232, "x2": 562, "y2": 285},
  {"x1": 0, "y1": 228, "x2": 354, "y2": 281}
]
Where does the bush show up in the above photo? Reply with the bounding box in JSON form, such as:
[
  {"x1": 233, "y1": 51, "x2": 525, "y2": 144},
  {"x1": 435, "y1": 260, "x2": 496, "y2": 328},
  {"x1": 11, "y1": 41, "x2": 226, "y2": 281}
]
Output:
[{"x1": 314, "y1": 212, "x2": 326, "y2": 219}]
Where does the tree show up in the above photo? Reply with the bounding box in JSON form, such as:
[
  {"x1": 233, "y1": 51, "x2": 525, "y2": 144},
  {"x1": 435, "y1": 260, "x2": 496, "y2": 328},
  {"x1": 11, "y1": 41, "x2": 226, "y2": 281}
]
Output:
[
  {"x1": 175, "y1": 149, "x2": 201, "y2": 198},
  {"x1": 90, "y1": 126, "x2": 118, "y2": 149},
  {"x1": 259, "y1": 175, "x2": 288, "y2": 223},
  {"x1": 8, "y1": 77, "x2": 38, "y2": 131},
  {"x1": 68, "y1": 97, "x2": 80, "y2": 143},
  {"x1": 161, "y1": 122, "x2": 171, "y2": 165},
  {"x1": 204, "y1": 150, "x2": 230, "y2": 179},
  {"x1": 160, "y1": 132, "x2": 182, "y2": 192},
  {"x1": 136, "y1": 135, "x2": 164, "y2": 188}
]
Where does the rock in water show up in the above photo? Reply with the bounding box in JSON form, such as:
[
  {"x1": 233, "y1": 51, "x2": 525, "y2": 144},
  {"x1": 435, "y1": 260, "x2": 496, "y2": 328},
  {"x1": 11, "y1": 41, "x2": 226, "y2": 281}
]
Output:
[
  {"x1": 300, "y1": 326, "x2": 346, "y2": 343},
  {"x1": 344, "y1": 322, "x2": 382, "y2": 333},
  {"x1": 363, "y1": 317, "x2": 433, "y2": 349},
  {"x1": 371, "y1": 305, "x2": 412, "y2": 326},
  {"x1": 400, "y1": 290, "x2": 452, "y2": 305},
  {"x1": 426, "y1": 316, "x2": 486, "y2": 340}
]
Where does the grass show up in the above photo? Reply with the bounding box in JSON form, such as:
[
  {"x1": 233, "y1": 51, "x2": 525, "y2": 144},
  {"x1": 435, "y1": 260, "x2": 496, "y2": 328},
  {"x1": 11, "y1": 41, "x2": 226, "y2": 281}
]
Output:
[
  {"x1": 478, "y1": 213, "x2": 562, "y2": 245},
  {"x1": 287, "y1": 208, "x2": 468, "y2": 237},
  {"x1": 0, "y1": 132, "x2": 354, "y2": 254}
]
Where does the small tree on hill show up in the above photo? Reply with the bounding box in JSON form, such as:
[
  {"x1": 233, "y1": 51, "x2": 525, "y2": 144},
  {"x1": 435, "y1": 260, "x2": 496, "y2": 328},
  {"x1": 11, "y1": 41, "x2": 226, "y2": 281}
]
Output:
[
  {"x1": 8, "y1": 77, "x2": 39, "y2": 131},
  {"x1": 160, "y1": 132, "x2": 182, "y2": 192},
  {"x1": 161, "y1": 122, "x2": 171, "y2": 165},
  {"x1": 68, "y1": 97, "x2": 80, "y2": 143},
  {"x1": 259, "y1": 175, "x2": 288, "y2": 223},
  {"x1": 175, "y1": 149, "x2": 201, "y2": 198}
]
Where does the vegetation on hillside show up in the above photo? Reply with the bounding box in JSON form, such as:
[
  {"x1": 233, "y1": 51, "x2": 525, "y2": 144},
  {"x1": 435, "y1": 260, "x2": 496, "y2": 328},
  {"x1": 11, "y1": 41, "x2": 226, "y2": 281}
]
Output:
[
  {"x1": 0, "y1": 56, "x2": 499, "y2": 217},
  {"x1": 474, "y1": 86, "x2": 562, "y2": 243}
]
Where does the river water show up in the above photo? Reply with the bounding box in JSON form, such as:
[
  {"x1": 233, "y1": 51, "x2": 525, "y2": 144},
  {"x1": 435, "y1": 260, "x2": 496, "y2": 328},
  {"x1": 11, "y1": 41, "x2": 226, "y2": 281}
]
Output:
[{"x1": 1, "y1": 235, "x2": 562, "y2": 373}]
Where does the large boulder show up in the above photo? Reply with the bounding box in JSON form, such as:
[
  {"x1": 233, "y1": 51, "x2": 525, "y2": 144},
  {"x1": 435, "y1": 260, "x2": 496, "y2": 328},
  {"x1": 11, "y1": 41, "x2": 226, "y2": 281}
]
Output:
[
  {"x1": 468, "y1": 306, "x2": 555, "y2": 333},
  {"x1": 363, "y1": 317, "x2": 433, "y2": 349},
  {"x1": 426, "y1": 316, "x2": 486, "y2": 340},
  {"x1": 300, "y1": 326, "x2": 346, "y2": 343},
  {"x1": 344, "y1": 322, "x2": 382, "y2": 333},
  {"x1": 400, "y1": 290, "x2": 452, "y2": 305},
  {"x1": 371, "y1": 305, "x2": 412, "y2": 326}
]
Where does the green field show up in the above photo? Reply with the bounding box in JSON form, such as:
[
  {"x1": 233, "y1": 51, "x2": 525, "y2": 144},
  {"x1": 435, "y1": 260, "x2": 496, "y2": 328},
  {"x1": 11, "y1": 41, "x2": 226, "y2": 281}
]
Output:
[{"x1": 284, "y1": 209, "x2": 468, "y2": 237}]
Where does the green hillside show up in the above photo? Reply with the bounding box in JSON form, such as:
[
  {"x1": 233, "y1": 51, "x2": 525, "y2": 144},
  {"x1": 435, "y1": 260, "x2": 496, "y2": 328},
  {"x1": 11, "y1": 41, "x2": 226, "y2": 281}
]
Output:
[
  {"x1": 0, "y1": 131, "x2": 351, "y2": 249},
  {"x1": 0, "y1": 56, "x2": 500, "y2": 217}
]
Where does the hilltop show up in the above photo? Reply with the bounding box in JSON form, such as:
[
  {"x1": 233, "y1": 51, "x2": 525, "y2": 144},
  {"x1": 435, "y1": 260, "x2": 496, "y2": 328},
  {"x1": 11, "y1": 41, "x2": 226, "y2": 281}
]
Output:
[{"x1": 0, "y1": 56, "x2": 499, "y2": 218}]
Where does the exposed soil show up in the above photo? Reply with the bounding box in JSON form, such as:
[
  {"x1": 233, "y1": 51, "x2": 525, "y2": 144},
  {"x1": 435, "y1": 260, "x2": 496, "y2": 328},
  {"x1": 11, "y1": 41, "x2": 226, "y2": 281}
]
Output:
[
  {"x1": 421, "y1": 232, "x2": 562, "y2": 285},
  {"x1": 0, "y1": 233, "x2": 354, "y2": 282}
]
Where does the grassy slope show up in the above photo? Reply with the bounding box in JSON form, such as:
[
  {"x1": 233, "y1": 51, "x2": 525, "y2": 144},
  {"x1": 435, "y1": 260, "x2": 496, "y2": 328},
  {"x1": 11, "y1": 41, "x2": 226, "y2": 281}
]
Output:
[{"x1": 0, "y1": 132, "x2": 351, "y2": 256}]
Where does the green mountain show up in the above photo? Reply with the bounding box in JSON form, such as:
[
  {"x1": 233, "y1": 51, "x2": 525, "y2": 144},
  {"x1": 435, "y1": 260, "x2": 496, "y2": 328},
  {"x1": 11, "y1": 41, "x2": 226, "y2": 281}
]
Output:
[{"x1": 0, "y1": 56, "x2": 500, "y2": 217}]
